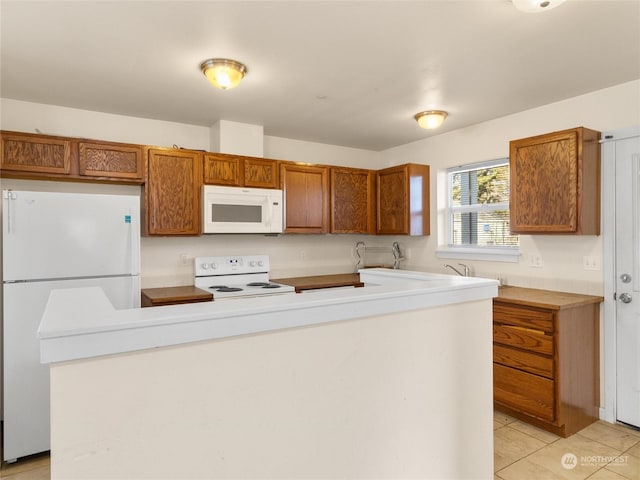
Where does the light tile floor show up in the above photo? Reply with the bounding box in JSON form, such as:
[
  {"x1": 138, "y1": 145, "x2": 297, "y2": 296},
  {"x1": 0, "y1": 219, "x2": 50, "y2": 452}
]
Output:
[
  {"x1": 1, "y1": 413, "x2": 638, "y2": 479},
  {"x1": 495, "y1": 411, "x2": 640, "y2": 480}
]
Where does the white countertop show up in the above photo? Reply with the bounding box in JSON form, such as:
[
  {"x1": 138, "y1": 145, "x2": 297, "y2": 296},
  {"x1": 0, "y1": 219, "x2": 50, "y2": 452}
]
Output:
[{"x1": 38, "y1": 268, "x2": 499, "y2": 364}]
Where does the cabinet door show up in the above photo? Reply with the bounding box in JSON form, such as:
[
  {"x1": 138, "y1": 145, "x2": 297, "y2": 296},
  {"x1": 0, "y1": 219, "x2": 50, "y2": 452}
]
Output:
[
  {"x1": 244, "y1": 157, "x2": 278, "y2": 189},
  {"x1": 145, "y1": 149, "x2": 202, "y2": 235},
  {"x1": 281, "y1": 163, "x2": 329, "y2": 234},
  {"x1": 330, "y1": 167, "x2": 375, "y2": 234},
  {"x1": 377, "y1": 165, "x2": 408, "y2": 234},
  {"x1": 1, "y1": 132, "x2": 71, "y2": 175},
  {"x1": 509, "y1": 127, "x2": 600, "y2": 234},
  {"x1": 376, "y1": 163, "x2": 430, "y2": 236},
  {"x1": 79, "y1": 141, "x2": 143, "y2": 181},
  {"x1": 203, "y1": 153, "x2": 243, "y2": 186}
]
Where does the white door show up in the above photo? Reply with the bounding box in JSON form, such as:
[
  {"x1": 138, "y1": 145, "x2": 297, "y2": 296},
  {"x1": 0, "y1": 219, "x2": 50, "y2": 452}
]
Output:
[{"x1": 616, "y1": 135, "x2": 640, "y2": 428}]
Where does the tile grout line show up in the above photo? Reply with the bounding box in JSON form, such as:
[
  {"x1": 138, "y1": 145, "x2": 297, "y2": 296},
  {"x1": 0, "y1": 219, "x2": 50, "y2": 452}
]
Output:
[{"x1": 494, "y1": 424, "x2": 561, "y2": 476}]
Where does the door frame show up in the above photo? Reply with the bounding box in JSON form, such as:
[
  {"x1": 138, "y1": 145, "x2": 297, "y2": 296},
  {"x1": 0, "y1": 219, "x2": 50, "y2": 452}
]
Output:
[{"x1": 602, "y1": 125, "x2": 640, "y2": 423}]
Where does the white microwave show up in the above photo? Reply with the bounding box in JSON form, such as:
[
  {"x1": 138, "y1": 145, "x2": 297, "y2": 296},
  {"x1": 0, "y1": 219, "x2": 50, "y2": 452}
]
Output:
[{"x1": 202, "y1": 185, "x2": 284, "y2": 234}]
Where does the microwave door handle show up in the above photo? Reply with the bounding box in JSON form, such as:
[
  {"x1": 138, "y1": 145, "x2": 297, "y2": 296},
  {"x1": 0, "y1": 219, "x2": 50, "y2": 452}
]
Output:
[{"x1": 265, "y1": 198, "x2": 272, "y2": 230}]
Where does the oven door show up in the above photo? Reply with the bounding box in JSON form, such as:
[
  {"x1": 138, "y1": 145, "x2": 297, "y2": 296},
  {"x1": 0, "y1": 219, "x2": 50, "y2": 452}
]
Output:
[{"x1": 202, "y1": 186, "x2": 283, "y2": 234}]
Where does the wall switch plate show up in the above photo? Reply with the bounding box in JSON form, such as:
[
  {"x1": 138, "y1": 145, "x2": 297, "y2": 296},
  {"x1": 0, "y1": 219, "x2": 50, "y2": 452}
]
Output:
[
  {"x1": 527, "y1": 254, "x2": 543, "y2": 268},
  {"x1": 583, "y1": 256, "x2": 600, "y2": 271}
]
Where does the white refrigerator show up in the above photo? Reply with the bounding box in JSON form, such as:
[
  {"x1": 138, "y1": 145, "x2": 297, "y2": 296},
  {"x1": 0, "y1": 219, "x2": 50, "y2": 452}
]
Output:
[{"x1": 2, "y1": 189, "x2": 140, "y2": 462}]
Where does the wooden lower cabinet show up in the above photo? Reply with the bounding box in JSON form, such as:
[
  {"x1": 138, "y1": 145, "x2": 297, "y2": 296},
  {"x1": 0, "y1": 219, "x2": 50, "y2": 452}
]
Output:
[{"x1": 493, "y1": 286, "x2": 603, "y2": 437}]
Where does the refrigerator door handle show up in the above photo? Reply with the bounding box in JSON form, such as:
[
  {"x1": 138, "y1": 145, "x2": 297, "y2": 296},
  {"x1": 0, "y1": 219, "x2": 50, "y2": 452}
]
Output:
[
  {"x1": 129, "y1": 207, "x2": 140, "y2": 276},
  {"x1": 3, "y1": 190, "x2": 17, "y2": 234}
]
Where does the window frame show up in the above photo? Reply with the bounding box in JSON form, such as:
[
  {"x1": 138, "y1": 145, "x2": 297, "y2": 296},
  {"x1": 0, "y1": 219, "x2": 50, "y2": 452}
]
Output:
[{"x1": 436, "y1": 158, "x2": 520, "y2": 263}]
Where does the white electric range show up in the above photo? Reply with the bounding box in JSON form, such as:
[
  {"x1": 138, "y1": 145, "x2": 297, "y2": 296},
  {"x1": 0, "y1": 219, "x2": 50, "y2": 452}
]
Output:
[{"x1": 194, "y1": 255, "x2": 296, "y2": 300}]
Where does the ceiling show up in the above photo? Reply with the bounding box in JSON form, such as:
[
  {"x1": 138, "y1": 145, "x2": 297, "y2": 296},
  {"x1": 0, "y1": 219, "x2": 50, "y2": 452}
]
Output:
[{"x1": 1, "y1": 1, "x2": 639, "y2": 151}]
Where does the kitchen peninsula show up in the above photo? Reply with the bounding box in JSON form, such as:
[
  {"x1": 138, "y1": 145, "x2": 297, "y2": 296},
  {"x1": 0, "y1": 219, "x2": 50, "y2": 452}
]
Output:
[{"x1": 39, "y1": 269, "x2": 498, "y2": 479}]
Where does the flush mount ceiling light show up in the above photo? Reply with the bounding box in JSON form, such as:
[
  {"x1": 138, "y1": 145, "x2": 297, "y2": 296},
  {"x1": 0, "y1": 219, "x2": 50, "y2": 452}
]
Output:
[
  {"x1": 414, "y1": 110, "x2": 448, "y2": 130},
  {"x1": 512, "y1": 0, "x2": 566, "y2": 13},
  {"x1": 200, "y1": 58, "x2": 247, "y2": 90}
]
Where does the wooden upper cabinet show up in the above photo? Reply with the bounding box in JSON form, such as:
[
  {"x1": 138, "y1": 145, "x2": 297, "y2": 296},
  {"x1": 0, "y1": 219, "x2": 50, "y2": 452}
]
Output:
[
  {"x1": 204, "y1": 153, "x2": 279, "y2": 189},
  {"x1": 144, "y1": 148, "x2": 203, "y2": 236},
  {"x1": 330, "y1": 167, "x2": 376, "y2": 234},
  {"x1": 280, "y1": 162, "x2": 329, "y2": 234},
  {"x1": 78, "y1": 141, "x2": 143, "y2": 181},
  {"x1": 0, "y1": 130, "x2": 144, "y2": 184},
  {"x1": 509, "y1": 127, "x2": 601, "y2": 235},
  {"x1": 1, "y1": 131, "x2": 71, "y2": 175},
  {"x1": 204, "y1": 153, "x2": 243, "y2": 186},
  {"x1": 376, "y1": 163, "x2": 430, "y2": 235},
  {"x1": 244, "y1": 157, "x2": 279, "y2": 188}
]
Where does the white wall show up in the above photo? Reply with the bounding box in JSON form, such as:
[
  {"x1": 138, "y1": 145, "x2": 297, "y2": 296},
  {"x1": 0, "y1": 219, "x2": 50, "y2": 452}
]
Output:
[{"x1": 381, "y1": 79, "x2": 640, "y2": 295}]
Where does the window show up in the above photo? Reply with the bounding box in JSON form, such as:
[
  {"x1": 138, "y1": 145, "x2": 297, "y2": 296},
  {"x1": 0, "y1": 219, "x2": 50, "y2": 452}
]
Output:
[{"x1": 447, "y1": 159, "x2": 518, "y2": 250}]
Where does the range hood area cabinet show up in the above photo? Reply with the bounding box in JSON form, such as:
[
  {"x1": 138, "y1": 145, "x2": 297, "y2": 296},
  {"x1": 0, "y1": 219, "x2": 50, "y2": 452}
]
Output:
[
  {"x1": 0, "y1": 130, "x2": 144, "y2": 183},
  {"x1": 509, "y1": 127, "x2": 601, "y2": 235},
  {"x1": 376, "y1": 163, "x2": 430, "y2": 236},
  {"x1": 142, "y1": 147, "x2": 203, "y2": 236},
  {"x1": 203, "y1": 153, "x2": 279, "y2": 189}
]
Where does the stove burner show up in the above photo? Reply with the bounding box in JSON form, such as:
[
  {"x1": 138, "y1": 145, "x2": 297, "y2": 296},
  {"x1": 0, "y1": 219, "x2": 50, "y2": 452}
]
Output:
[
  {"x1": 209, "y1": 286, "x2": 244, "y2": 292},
  {"x1": 246, "y1": 282, "x2": 282, "y2": 289}
]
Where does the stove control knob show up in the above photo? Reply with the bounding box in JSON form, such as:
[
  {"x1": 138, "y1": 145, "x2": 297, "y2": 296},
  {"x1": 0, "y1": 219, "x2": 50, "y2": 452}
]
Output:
[
  {"x1": 249, "y1": 260, "x2": 257, "y2": 267},
  {"x1": 201, "y1": 263, "x2": 209, "y2": 270},
  {"x1": 257, "y1": 260, "x2": 264, "y2": 267},
  {"x1": 210, "y1": 262, "x2": 218, "y2": 270}
]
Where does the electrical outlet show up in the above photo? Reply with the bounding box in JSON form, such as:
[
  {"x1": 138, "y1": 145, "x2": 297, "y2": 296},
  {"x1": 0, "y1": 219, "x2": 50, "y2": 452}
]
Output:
[
  {"x1": 527, "y1": 254, "x2": 543, "y2": 268},
  {"x1": 299, "y1": 250, "x2": 306, "y2": 260},
  {"x1": 180, "y1": 253, "x2": 189, "y2": 265},
  {"x1": 583, "y1": 256, "x2": 600, "y2": 271}
]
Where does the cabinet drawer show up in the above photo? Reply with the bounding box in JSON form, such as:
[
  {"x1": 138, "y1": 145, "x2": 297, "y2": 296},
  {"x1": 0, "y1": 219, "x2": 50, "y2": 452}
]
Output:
[
  {"x1": 494, "y1": 364, "x2": 555, "y2": 421},
  {"x1": 493, "y1": 303, "x2": 553, "y2": 332},
  {"x1": 493, "y1": 324, "x2": 553, "y2": 355},
  {"x1": 493, "y1": 344, "x2": 554, "y2": 378}
]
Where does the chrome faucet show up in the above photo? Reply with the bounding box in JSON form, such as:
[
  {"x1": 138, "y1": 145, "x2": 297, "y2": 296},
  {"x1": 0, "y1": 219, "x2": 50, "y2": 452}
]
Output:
[
  {"x1": 392, "y1": 242, "x2": 403, "y2": 270},
  {"x1": 444, "y1": 263, "x2": 470, "y2": 277}
]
